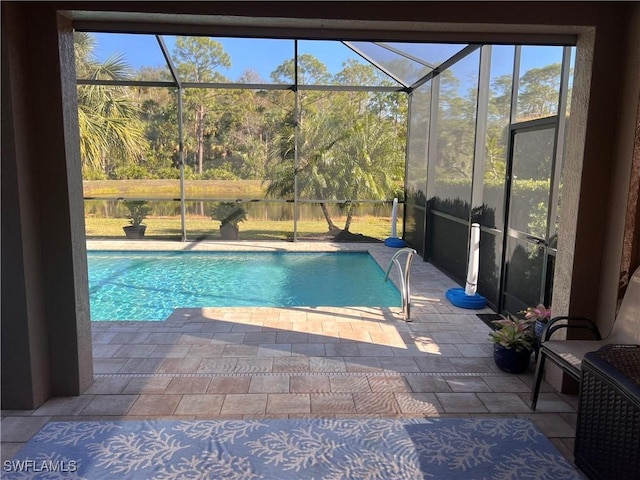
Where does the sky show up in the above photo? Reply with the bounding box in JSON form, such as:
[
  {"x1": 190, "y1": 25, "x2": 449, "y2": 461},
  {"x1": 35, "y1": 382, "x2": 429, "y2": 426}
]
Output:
[{"x1": 91, "y1": 32, "x2": 574, "y2": 87}]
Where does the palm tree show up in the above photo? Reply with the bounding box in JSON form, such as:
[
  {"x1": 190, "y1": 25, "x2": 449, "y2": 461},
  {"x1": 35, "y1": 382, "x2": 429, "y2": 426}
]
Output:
[
  {"x1": 265, "y1": 88, "x2": 404, "y2": 234},
  {"x1": 74, "y1": 32, "x2": 146, "y2": 177}
]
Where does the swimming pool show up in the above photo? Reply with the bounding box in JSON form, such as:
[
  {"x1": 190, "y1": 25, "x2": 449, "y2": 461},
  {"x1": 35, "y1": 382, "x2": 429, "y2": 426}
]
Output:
[{"x1": 88, "y1": 251, "x2": 400, "y2": 321}]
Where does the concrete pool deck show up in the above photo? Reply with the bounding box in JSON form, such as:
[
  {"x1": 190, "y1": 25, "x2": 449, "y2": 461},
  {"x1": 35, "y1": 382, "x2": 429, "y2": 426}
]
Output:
[{"x1": 1, "y1": 241, "x2": 579, "y2": 465}]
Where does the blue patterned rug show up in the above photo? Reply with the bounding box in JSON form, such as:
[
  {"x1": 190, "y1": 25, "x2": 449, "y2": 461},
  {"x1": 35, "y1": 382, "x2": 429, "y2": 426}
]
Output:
[{"x1": 5, "y1": 418, "x2": 582, "y2": 479}]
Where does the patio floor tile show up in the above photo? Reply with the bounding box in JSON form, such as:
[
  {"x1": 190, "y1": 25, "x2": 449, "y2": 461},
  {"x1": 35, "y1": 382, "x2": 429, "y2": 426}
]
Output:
[
  {"x1": 477, "y1": 393, "x2": 532, "y2": 413},
  {"x1": 81, "y1": 395, "x2": 139, "y2": 416},
  {"x1": 379, "y1": 357, "x2": 421, "y2": 373},
  {"x1": 110, "y1": 332, "x2": 149, "y2": 344},
  {"x1": 143, "y1": 333, "x2": 183, "y2": 345},
  {"x1": 290, "y1": 376, "x2": 331, "y2": 393},
  {"x1": 406, "y1": 376, "x2": 452, "y2": 393},
  {"x1": 148, "y1": 345, "x2": 191, "y2": 358},
  {"x1": 516, "y1": 413, "x2": 576, "y2": 438},
  {"x1": 33, "y1": 396, "x2": 95, "y2": 416},
  {"x1": 482, "y1": 375, "x2": 531, "y2": 392},
  {"x1": 291, "y1": 344, "x2": 325, "y2": 357},
  {"x1": 178, "y1": 333, "x2": 214, "y2": 345},
  {"x1": 92, "y1": 344, "x2": 124, "y2": 358},
  {"x1": 266, "y1": 394, "x2": 311, "y2": 414},
  {"x1": 122, "y1": 377, "x2": 172, "y2": 394},
  {"x1": 329, "y1": 376, "x2": 371, "y2": 393},
  {"x1": 368, "y1": 376, "x2": 411, "y2": 393},
  {"x1": 220, "y1": 394, "x2": 268, "y2": 415},
  {"x1": 249, "y1": 376, "x2": 290, "y2": 393},
  {"x1": 243, "y1": 332, "x2": 277, "y2": 344},
  {"x1": 276, "y1": 332, "x2": 308, "y2": 344},
  {"x1": 221, "y1": 345, "x2": 259, "y2": 357},
  {"x1": 522, "y1": 392, "x2": 576, "y2": 412},
  {"x1": 129, "y1": 395, "x2": 181, "y2": 416},
  {"x1": 357, "y1": 344, "x2": 395, "y2": 357},
  {"x1": 310, "y1": 357, "x2": 346, "y2": 372},
  {"x1": 175, "y1": 395, "x2": 225, "y2": 415},
  {"x1": 187, "y1": 345, "x2": 225, "y2": 358},
  {"x1": 445, "y1": 377, "x2": 492, "y2": 393},
  {"x1": 114, "y1": 344, "x2": 157, "y2": 357},
  {"x1": 344, "y1": 357, "x2": 384, "y2": 373},
  {"x1": 257, "y1": 344, "x2": 292, "y2": 357},
  {"x1": 353, "y1": 393, "x2": 400, "y2": 414},
  {"x1": 435, "y1": 393, "x2": 488, "y2": 413},
  {"x1": 165, "y1": 377, "x2": 211, "y2": 394},
  {"x1": 157, "y1": 357, "x2": 202, "y2": 374},
  {"x1": 119, "y1": 358, "x2": 164, "y2": 374},
  {"x1": 1, "y1": 443, "x2": 25, "y2": 463},
  {"x1": 272, "y1": 357, "x2": 310, "y2": 373},
  {"x1": 197, "y1": 358, "x2": 238, "y2": 373},
  {"x1": 212, "y1": 333, "x2": 246, "y2": 344},
  {"x1": 234, "y1": 358, "x2": 274, "y2": 373},
  {"x1": 93, "y1": 358, "x2": 128, "y2": 374},
  {"x1": 449, "y1": 357, "x2": 498, "y2": 373},
  {"x1": 84, "y1": 377, "x2": 131, "y2": 395},
  {"x1": 413, "y1": 357, "x2": 458, "y2": 373},
  {"x1": 324, "y1": 343, "x2": 360, "y2": 357},
  {"x1": 208, "y1": 377, "x2": 251, "y2": 394},
  {"x1": 395, "y1": 393, "x2": 444, "y2": 415},
  {"x1": 1, "y1": 417, "x2": 51, "y2": 442},
  {"x1": 310, "y1": 394, "x2": 356, "y2": 414}
]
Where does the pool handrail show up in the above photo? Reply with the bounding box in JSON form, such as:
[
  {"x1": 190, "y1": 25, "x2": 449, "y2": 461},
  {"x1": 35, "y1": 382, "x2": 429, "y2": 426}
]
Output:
[{"x1": 384, "y1": 247, "x2": 417, "y2": 322}]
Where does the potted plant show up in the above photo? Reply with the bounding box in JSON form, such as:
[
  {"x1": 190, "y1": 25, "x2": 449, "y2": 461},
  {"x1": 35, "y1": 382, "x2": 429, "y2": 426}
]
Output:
[
  {"x1": 122, "y1": 200, "x2": 150, "y2": 239},
  {"x1": 521, "y1": 304, "x2": 552, "y2": 341},
  {"x1": 489, "y1": 316, "x2": 536, "y2": 373},
  {"x1": 211, "y1": 202, "x2": 247, "y2": 240}
]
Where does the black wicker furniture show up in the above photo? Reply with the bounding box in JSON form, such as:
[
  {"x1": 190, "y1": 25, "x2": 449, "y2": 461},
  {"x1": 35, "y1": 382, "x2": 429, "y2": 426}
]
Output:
[
  {"x1": 574, "y1": 344, "x2": 640, "y2": 480},
  {"x1": 530, "y1": 264, "x2": 640, "y2": 410}
]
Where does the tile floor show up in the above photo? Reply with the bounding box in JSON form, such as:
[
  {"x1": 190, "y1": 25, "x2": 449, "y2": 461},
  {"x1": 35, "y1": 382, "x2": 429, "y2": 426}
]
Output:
[{"x1": 1, "y1": 241, "x2": 580, "y2": 466}]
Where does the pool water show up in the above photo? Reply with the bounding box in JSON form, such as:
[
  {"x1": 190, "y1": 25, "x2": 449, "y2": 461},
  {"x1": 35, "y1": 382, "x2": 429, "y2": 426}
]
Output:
[{"x1": 88, "y1": 251, "x2": 401, "y2": 321}]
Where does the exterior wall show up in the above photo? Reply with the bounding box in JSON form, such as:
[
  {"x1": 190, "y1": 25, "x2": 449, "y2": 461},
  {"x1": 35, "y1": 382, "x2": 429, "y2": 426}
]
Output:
[
  {"x1": 1, "y1": 6, "x2": 52, "y2": 408},
  {"x1": 1, "y1": 4, "x2": 93, "y2": 408},
  {"x1": 2, "y1": 1, "x2": 638, "y2": 407},
  {"x1": 596, "y1": 3, "x2": 640, "y2": 334}
]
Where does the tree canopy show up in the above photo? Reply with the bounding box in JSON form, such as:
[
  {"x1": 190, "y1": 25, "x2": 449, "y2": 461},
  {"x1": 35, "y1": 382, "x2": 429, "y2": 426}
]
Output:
[{"x1": 75, "y1": 34, "x2": 566, "y2": 233}]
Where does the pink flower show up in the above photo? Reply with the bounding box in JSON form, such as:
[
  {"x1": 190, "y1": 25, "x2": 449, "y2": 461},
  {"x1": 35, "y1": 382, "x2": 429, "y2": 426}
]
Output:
[{"x1": 522, "y1": 304, "x2": 552, "y2": 323}]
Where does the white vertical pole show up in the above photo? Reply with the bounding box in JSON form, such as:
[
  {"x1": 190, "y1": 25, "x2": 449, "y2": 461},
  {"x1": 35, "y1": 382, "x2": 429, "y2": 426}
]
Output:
[
  {"x1": 391, "y1": 198, "x2": 398, "y2": 238},
  {"x1": 465, "y1": 223, "x2": 480, "y2": 295}
]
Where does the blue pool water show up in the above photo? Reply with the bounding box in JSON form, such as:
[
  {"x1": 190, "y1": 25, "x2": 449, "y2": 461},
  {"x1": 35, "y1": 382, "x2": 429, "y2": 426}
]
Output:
[{"x1": 88, "y1": 251, "x2": 401, "y2": 321}]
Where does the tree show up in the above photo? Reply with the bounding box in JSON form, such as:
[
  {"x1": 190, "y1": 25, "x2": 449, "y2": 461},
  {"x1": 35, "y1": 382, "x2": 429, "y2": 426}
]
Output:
[
  {"x1": 517, "y1": 63, "x2": 562, "y2": 120},
  {"x1": 74, "y1": 32, "x2": 147, "y2": 178},
  {"x1": 173, "y1": 37, "x2": 231, "y2": 175},
  {"x1": 265, "y1": 56, "x2": 406, "y2": 234},
  {"x1": 270, "y1": 54, "x2": 331, "y2": 85}
]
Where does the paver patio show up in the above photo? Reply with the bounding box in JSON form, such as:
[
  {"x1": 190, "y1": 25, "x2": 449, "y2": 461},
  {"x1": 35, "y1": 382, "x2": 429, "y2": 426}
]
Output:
[{"x1": 0, "y1": 241, "x2": 579, "y2": 463}]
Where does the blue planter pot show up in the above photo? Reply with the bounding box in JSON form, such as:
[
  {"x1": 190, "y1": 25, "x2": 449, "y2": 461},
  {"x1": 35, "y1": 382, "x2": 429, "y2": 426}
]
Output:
[
  {"x1": 534, "y1": 320, "x2": 546, "y2": 341},
  {"x1": 493, "y1": 345, "x2": 533, "y2": 373}
]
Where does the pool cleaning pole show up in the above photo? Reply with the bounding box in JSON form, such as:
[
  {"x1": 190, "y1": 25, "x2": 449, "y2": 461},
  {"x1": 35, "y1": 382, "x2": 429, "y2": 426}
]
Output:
[{"x1": 391, "y1": 198, "x2": 398, "y2": 238}]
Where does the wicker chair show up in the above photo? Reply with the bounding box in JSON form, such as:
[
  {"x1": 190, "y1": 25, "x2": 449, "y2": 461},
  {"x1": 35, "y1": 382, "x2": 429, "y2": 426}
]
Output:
[{"x1": 530, "y1": 264, "x2": 640, "y2": 410}]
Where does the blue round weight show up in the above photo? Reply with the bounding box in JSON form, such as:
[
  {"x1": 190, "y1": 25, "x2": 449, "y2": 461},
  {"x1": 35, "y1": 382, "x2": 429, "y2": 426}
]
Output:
[
  {"x1": 384, "y1": 237, "x2": 407, "y2": 248},
  {"x1": 445, "y1": 287, "x2": 487, "y2": 309}
]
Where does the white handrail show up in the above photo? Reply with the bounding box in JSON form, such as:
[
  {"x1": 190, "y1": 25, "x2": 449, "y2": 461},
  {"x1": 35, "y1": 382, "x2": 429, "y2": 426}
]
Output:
[{"x1": 385, "y1": 247, "x2": 417, "y2": 321}]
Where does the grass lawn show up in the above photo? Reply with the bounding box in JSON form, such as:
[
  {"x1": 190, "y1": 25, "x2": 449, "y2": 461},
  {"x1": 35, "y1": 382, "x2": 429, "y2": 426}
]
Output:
[
  {"x1": 85, "y1": 215, "x2": 402, "y2": 241},
  {"x1": 83, "y1": 179, "x2": 265, "y2": 199}
]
